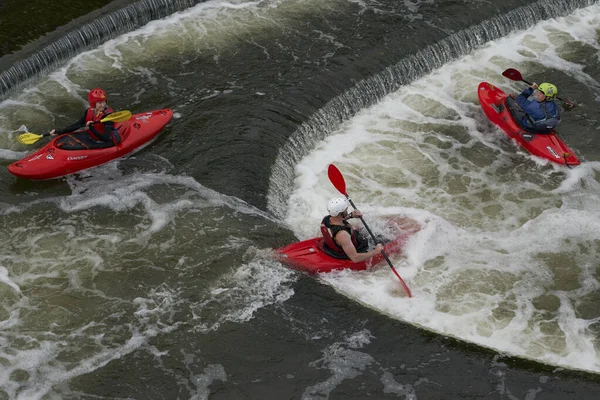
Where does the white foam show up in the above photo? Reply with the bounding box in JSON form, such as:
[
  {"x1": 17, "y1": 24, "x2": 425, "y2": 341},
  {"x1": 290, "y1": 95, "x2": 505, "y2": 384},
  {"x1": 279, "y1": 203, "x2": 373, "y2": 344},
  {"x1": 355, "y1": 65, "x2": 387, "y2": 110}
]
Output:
[
  {"x1": 0, "y1": 266, "x2": 22, "y2": 294},
  {"x1": 303, "y1": 330, "x2": 374, "y2": 399},
  {"x1": 190, "y1": 249, "x2": 297, "y2": 333},
  {"x1": 286, "y1": 2, "x2": 600, "y2": 374}
]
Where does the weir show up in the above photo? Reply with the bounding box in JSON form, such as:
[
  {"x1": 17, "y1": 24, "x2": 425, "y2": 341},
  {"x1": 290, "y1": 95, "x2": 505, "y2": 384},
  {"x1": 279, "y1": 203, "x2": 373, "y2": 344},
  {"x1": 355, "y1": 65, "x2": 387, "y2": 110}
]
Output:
[
  {"x1": 0, "y1": 0, "x2": 207, "y2": 99},
  {"x1": 266, "y1": 0, "x2": 597, "y2": 219}
]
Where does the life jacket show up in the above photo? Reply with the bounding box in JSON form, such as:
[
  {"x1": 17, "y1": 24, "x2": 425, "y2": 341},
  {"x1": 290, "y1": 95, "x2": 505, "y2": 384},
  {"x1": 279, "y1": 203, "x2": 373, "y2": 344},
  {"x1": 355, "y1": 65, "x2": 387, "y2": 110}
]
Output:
[
  {"x1": 85, "y1": 106, "x2": 114, "y2": 140},
  {"x1": 516, "y1": 89, "x2": 561, "y2": 133},
  {"x1": 320, "y1": 215, "x2": 358, "y2": 257},
  {"x1": 523, "y1": 101, "x2": 560, "y2": 132}
]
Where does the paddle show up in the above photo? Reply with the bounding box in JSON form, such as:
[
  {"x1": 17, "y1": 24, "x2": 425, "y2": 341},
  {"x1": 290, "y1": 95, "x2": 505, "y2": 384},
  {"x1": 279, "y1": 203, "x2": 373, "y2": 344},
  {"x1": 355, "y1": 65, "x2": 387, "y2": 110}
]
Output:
[
  {"x1": 17, "y1": 110, "x2": 133, "y2": 145},
  {"x1": 502, "y1": 68, "x2": 577, "y2": 109},
  {"x1": 327, "y1": 164, "x2": 412, "y2": 298}
]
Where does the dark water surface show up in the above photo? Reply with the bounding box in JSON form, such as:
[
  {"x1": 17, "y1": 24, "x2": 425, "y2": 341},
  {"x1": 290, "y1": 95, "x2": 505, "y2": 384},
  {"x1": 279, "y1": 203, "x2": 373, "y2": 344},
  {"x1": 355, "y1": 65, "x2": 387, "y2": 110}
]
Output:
[
  {"x1": 1, "y1": 0, "x2": 600, "y2": 399},
  {"x1": 0, "y1": 0, "x2": 138, "y2": 62}
]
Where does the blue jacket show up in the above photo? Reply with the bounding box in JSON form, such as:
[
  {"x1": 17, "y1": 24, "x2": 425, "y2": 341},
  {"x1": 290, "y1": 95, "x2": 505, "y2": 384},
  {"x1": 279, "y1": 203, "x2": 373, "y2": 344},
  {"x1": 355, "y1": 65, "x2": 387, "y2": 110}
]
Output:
[{"x1": 515, "y1": 87, "x2": 561, "y2": 132}]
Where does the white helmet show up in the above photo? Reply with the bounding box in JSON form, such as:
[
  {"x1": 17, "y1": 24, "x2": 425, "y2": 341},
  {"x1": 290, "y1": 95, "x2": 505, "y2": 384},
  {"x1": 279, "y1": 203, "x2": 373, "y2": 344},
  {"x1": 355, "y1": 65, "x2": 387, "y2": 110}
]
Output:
[{"x1": 327, "y1": 197, "x2": 349, "y2": 216}]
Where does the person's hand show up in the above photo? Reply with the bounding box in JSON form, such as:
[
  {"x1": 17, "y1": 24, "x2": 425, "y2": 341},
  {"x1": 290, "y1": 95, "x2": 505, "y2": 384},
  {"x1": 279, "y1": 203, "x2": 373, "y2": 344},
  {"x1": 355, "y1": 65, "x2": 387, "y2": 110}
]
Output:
[
  {"x1": 531, "y1": 82, "x2": 538, "y2": 90},
  {"x1": 509, "y1": 93, "x2": 516, "y2": 99},
  {"x1": 374, "y1": 243, "x2": 384, "y2": 254},
  {"x1": 352, "y1": 210, "x2": 363, "y2": 218},
  {"x1": 86, "y1": 120, "x2": 94, "y2": 127},
  {"x1": 49, "y1": 129, "x2": 57, "y2": 136}
]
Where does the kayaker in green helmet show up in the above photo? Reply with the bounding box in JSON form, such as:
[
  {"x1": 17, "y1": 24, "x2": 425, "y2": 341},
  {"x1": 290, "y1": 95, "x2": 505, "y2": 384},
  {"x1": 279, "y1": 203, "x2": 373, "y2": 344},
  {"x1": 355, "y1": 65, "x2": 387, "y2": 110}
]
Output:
[
  {"x1": 508, "y1": 82, "x2": 561, "y2": 133},
  {"x1": 320, "y1": 197, "x2": 383, "y2": 262},
  {"x1": 49, "y1": 88, "x2": 121, "y2": 148}
]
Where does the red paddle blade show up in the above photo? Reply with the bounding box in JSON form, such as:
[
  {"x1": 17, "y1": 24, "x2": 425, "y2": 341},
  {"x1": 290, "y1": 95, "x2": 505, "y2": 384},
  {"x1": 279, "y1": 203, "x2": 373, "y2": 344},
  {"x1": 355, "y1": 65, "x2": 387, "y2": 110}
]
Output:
[
  {"x1": 327, "y1": 164, "x2": 347, "y2": 196},
  {"x1": 502, "y1": 68, "x2": 523, "y2": 82},
  {"x1": 562, "y1": 98, "x2": 577, "y2": 110}
]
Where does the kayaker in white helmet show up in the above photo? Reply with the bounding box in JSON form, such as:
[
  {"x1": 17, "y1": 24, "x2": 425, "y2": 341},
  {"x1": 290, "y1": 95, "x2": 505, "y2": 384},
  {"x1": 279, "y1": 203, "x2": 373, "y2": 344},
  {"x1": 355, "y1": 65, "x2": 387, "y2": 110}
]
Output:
[{"x1": 320, "y1": 197, "x2": 383, "y2": 262}]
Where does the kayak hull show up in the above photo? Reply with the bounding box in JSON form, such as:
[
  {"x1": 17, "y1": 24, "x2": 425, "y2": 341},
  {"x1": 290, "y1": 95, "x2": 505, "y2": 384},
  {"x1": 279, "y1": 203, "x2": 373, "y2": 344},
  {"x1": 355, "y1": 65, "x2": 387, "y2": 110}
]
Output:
[
  {"x1": 477, "y1": 82, "x2": 579, "y2": 166},
  {"x1": 276, "y1": 216, "x2": 420, "y2": 274},
  {"x1": 8, "y1": 108, "x2": 173, "y2": 180}
]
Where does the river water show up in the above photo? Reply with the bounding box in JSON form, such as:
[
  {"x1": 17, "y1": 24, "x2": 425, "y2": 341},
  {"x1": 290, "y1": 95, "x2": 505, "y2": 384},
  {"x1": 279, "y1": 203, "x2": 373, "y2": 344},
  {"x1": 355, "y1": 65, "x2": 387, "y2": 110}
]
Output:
[{"x1": 1, "y1": 0, "x2": 600, "y2": 399}]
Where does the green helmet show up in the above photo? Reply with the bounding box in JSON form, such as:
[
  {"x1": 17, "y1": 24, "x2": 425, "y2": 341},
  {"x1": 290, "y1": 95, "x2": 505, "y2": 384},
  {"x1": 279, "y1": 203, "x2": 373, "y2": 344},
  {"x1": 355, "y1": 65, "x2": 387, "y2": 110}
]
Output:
[{"x1": 538, "y1": 82, "x2": 558, "y2": 98}]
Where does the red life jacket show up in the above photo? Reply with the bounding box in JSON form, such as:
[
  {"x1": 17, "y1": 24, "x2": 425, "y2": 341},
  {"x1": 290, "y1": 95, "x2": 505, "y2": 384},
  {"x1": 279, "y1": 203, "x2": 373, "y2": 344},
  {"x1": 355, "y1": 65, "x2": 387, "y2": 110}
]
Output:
[
  {"x1": 85, "y1": 106, "x2": 114, "y2": 140},
  {"x1": 320, "y1": 216, "x2": 358, "y2": 256}
]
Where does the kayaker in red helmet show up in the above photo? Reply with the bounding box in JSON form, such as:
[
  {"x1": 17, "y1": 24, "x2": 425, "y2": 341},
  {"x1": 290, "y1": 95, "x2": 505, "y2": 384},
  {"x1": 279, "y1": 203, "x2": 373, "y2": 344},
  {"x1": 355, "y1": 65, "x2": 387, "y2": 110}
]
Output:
[
  {"x1": 320, "y1": 197, "x2": 383, "y2": 262},
  {"x1": 508, "y1": 82, "x2": 561, "y2": 133},
  {"x1": 49, "y1": 88, "x2": 121, "y2": 148}
]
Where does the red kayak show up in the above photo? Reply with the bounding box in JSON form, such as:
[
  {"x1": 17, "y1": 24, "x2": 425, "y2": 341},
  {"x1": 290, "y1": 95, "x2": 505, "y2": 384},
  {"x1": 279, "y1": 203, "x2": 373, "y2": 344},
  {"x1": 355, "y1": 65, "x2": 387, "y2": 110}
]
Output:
[
  {"x1": 8, "y1": 108, "x2": 173, "y2": 180},
  {"x1": 276, "y1": 216, "x2": 420, "y2": 274},
  {"x1": 478, "y1": 82, "x2": 580, "y2": 166}
]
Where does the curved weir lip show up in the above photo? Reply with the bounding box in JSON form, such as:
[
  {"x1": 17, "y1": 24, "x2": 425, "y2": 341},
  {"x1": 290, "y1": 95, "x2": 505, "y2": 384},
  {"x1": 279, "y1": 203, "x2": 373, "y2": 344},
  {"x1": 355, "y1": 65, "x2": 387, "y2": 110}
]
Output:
[{"x1": 0, "y1": 0, "x2": 208, "y2": 99}]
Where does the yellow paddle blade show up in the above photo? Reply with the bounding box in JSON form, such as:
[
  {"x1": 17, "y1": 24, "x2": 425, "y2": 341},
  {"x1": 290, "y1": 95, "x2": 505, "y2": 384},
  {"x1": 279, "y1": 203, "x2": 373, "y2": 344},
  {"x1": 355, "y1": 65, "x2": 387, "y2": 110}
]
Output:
[
  {"x1": 18, "y1": 132, "x2": 45, "y2": 145},
  {"x1": 100, "y1": 110, "x2": 132, "y2": 123}
]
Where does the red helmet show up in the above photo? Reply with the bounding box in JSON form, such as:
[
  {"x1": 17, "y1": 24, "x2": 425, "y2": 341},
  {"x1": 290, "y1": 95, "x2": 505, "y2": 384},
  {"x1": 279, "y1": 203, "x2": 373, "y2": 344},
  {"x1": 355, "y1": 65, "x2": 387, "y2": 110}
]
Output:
[{"x1": 88, "y1": 88, "x2": 107, "y2": 107}]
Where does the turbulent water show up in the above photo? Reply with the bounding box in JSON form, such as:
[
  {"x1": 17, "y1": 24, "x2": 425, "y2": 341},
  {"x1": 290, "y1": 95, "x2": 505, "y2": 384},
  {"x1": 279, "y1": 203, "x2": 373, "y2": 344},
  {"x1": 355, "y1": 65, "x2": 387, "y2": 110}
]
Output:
[
  {"x1": 282, "y1": 8, "x2": 600, "y2": 370},
  {"x1": 1, "y1": 0, "x2": 600, "y2": 398}
]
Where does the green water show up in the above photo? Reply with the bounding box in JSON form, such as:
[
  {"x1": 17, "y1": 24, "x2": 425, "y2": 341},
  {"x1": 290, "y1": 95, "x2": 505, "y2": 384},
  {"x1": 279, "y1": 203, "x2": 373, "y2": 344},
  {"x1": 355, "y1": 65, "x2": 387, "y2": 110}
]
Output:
[{"x1": 0, "y1": 0, "x2": 141, "y2": 59}]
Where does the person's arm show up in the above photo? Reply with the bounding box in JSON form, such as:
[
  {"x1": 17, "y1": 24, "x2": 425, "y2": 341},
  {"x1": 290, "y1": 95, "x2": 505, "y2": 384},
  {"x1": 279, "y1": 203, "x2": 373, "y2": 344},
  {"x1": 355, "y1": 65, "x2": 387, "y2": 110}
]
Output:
[
  {"x1": 88, "y1": 120, "x2": 110, "y2": 137},
  {"x1": 336, "y1": 231, "x2": 383, "y2": 263},
  {"x1": 515, "y1": 87, "x2": 535, "y2": 108},
  {"x1": 89, "y1": 121, "x2": 121, "y2": 144},
  {"x1": 50, "y1": 113, "x2": 86, "y2": 136}
]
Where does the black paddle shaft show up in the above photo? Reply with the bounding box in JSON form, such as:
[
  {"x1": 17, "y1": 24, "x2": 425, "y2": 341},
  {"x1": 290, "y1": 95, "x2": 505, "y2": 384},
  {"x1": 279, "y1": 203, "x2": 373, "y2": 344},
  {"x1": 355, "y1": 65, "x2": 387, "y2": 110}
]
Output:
[{"x1": 346, "y1": 197, "x2": 394, "y2": 265}]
